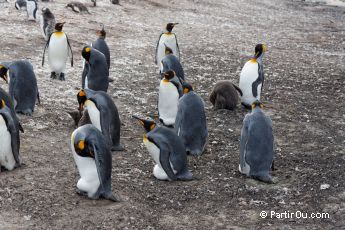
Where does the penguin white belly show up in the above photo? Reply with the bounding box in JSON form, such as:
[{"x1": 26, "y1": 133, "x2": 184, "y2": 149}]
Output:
[
  {"x1": 85, "y1": 100, "x2": 101, "y2": 131},
  {"x1": 0, "y1": 117, "x2": 16, "y2": 171},
  {"x1": 39, "y1": 15, "x2": 45, "y2": 38},
  {"x1": 157, "y1": 34, "x2": 178, "y2": 64},
  {"x1": 85, "y1": 77, "x2": 89, "y2": 89},
  {"x1": 48, "y1": 33, "x2": 69, "y2": 74},
  {"x1": 158, "y1": 82, "x2": 179, "y2": 126},
  {"x1": 26, "y1": 1, "x2": 37, "y2": 21},
  {"x1": 239, "y1": 61, "x2": 260, "y2": 105},
  {"x1": 238, "y1": 149, "x2": 251, "y2": 176}
]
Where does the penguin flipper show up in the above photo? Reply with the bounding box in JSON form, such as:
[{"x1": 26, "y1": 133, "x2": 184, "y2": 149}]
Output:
[
  {"x1": 155, "y1": 33, "x2": 163, "y2": 64},
  {"x1": 232, "y1": 84, "x2": 243, "y2": 96},
  {"x1": 66, "y1": 34, "x2": 74, "y2": 67},
  {"x1": 42, "y1": 34, "x2": 51, "y2": 66},
  {"x1": 239, "y1": 114, "x2": 250, "y2": 173},
  {"x1": 174, "y1": 33, "x2": 180, "y2": 60},
  {"x1": 158, "y1": 142, "x2": 177, "y2": 181},
  {"x1": 2, "y1": 109, "x2": 21, "y2": 165},
  {"x1": 37, "y1": 91, "x2": 40, "y2": 104}
]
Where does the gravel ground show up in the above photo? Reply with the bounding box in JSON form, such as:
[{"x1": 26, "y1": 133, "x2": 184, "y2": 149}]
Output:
[{"x1": 0, "y1": 0, "x2": 344, "y2": 229}]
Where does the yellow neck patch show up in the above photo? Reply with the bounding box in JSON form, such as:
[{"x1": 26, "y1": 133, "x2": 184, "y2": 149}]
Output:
[
  {"x1": 250, "y1": 58, "x2": 257, "y2": 64},
  {"x1": 164, "y1": 32, "x2": 173, "y2": 36},
  {"x1": 143, "y1": 134, "x2": 148, "y2": 142},
  {"x1": 54, "y1": 31, "x2": 64, "y2": 37},
  {"x1": 162, "y1": 78, "x2": 169, "y2": 83}
]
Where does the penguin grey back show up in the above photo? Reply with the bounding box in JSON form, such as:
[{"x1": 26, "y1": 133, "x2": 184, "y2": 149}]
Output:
[
  {"x1": 209, "y1": 80, "x2": 242, "y2": 110},
  {"x1": 161, "y1": 54, "x2": 184, "y2": 83},
  {"x1": 92, "y1": 29, "x2": 110, "y2": 69},
  {"x1": 0, "y1": 88, "x2": 23, "y2": 132}
]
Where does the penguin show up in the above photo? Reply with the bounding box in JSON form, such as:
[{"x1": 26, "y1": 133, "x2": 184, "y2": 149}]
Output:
[
  {"x1": 15, "y1": 0, "x2": 26, "y2": 10},
  {"x1": 81, "y1": 46, "x2": 109, "y2": 92},
  {"x1": 92, "y1": 24, "x2": 110, "y2": 70},
  {"x1": 91, "y1": 0, "x2": 96, "y2": 6},
  {"x1": 40, "y1": 7, "x2": 56, "y2": 41},
  {"x1": 71, "y1": 124, "x2": 119, "y2": 201},
  {"x1": 158, "y1": 70, "x2": 182, "y2": 127},
  {"x1": 26, "y1": 0, "x2": 38, "y2": 21},
  {"x1": 42, "y1": 22, "x2": 73, "y2": 81},
  {"x1": 174, "y1": 83, "x2": 208, "y2": 155},
  {"x1": 209, "y1": 80, "x2": 243, "y2": 110},
  {"x1": 160, "y1": 45, "x2": 184, "y2": 83},
  {"x1": 0, "y1": 99, "x2": 21, "y2": 172},
  {"x1": 133, "y1": 115, "x2": 193, "y2": 181},
  {"x1": 0, "y1": 88, "x2": 24, "y2": 133},
  {"x1": 0, "y1": 61, "x2": 40, "y2": 115},
  {"x1": 110, "y1": 0, "x2": 119, "y2": 4},
  {"x1": 155, "y1": 23, "x2": 180, "y2": 65},
  {"x1": 239, "y1": 44, "x2": 267, "y2": 109},
  {"x1": 66, "y1": 2, "x2": 90, "y2": 14},
  {"x1": 239, "y1": 101, "x2": 274, "y2": 183},
  {"x1": 77, "y1": 89, "x2": 124, "y2": 151}
]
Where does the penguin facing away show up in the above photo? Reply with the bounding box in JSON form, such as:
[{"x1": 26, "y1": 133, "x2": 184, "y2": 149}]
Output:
[
  {"x1": 66, "y1": 2, "x2": 90, "y2": 14},
  {"x1": 175, "y1": 82, "x2": 208, "y2": 155},
  {"x1": 42, "y1": 22, "x2": 74, "y2": 81},
  {"x1": 209, "y1": 80, "x2": 243, "y2": 110},
  {"x1": 158, "y1": 70, "x2": 181, "y2": 127},
  {"x1": 239, "y1": 44, "x2": 267, "y2": 109},
  {"x1": 239, "y1": 101, "x2": 274, "y2": 183},
  {"x1": 71, "y1": 124, "x2": 119, "y2": 201},
  {"x1": 0, "y1": 61, "x2": 40, "y2": 115},
  {"x1": 133, "y1": 115, "x2": 193, "y2": 181},
  {"x1": 155, "y1": 23, "x2": 180, "y2": 65},
  {"x1": 160, "y1": 45, "x2": 185, "y2": 83},
  {"x1": 92, "y1": 24, "x2": 110, "y2": 70},
  {"x1": 26, "y1": 0, "x2": 38, "y2": 21},
  {"x1": 40, "y1": 7, "x2": 56, "y2": 41},
  {"x1": 81, "y1": 46, "x2": 109, "y2": 92},
  {"x1": 15, "y1": 0, "x2": 26, "y2": 10},
  {"x1": 0, "y1": 88, "x2": 24, "y2": 133},
  {"x1": 77, "y1": 89, "x2": 124, "y2": 151},
  {"x1": 0, "y1": 99, "x2": 21, "y2": 171}
]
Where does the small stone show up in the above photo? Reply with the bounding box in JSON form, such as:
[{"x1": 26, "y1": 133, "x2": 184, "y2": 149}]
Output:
[{"x1": 320, "y1": 184, "x2": 330, "y2": 190}]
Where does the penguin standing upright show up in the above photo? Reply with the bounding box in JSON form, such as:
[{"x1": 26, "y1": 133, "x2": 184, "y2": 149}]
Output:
[
  {"x1": 26, "y1": 0, "x2": 38, "y2": 21},
  {"x1": 15, "y1": 0, "x2": 26, "y2": 10},
  {"x1": 0, "y1": 100, "x2": 21, "y2": 171},
  {"x1": 0, "y1": 88, "x2": 24, "y2": 133},
  {"x1": 239, "y1": 44, "x2": 267, "y2": 108},
  {"x1": 81, "y1": 46, "x2": 109, "y2": 92},
  {"x1": 239, "y1": 101, "x2": 274, "y2": 183},
  {"x1": 209, "y1": 80, "x2": 243, "y2": 110},
  {"x1": 174, "y1": 83, "x2": 208, "y2": 155},
  {"x1": 158, "y1": 70, "x2": 182, "y2": 127},
  {"x1": 160, "y1": 45, "x2": 184, "y2": 83},
  {"x1": 92, "y1": 24, "x2": 110, "y2": 69},
  {"x1": 42, "y1": 22, "x2": 74, "y2": 81},
  {"x1": 40, "y1": 7, "x2": 56, "y2": 41},
  {"x1": 155, "y1": 23, "x2": 180, "y2": 65},
  {"x1": 0, "y1": 61, "x2": 40, "y2": 115},
  {"x1": 71, "y1": 124, "x2": 119, "y2": 201},
  {"x1": 133, "y1": 116, "x2": 193, "y2": 181},
  {"x1": 77, "y1": 89, "x2": 124, "y2": 151}
]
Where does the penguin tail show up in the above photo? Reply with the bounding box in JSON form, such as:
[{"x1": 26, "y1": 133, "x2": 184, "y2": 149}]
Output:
[
  {"x1": 251, "y1": 174, "x2": 274, "y2": 184},
  {"x1": 241, "y1": 102, "x2": 252, "y2": 110},
  {"x1": 18, "y1": 123, "x2": 24, "y2": 133},
  {"x1": 104, "y1": 192, "x2": 121, "y2": 202},
  {"x1": 111, "y1": 145, "x2": 125, "y2": 152},
  {"x1": 176, "y1": 170, "x2": 193, "y2": 181},
  {"x1": 233, "y1": 84, "x2": 243, "y2": 96}
]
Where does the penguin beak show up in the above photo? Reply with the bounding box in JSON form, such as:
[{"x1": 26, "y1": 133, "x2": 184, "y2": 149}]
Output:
[
  {"x1": 2, "y1": 74, "x2": 8, "y2": 84},
  {"x1": 132, "y1": 115, "x2": 145, "y2": 127},
  {"x1": 78, "y1": 103, "x2": 84, "y2": 112},
  {"x1": 173, "y1": 23, "x2": 179, "y2": 26}
]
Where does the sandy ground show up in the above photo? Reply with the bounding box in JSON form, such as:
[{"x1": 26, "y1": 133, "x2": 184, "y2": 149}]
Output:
[{"x1": 0, "y1": 0, "x2": 344, "y2": 229}]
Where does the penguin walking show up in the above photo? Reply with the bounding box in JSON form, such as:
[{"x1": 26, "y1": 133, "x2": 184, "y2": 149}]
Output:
[
  {"x1": 42, "y1": 22, "x2": 73, "y2": 81},
  {"x1": 158, "y1": 70, "x2": 182, "y2": 127},
  {"x1": 40, "y1": 7, "x2": 56, "y2": 41},
  {"x1": 133, "y1": 116, "x2": 193, "y2": 181},
  {"x1": 81, "y1": 46, "x2": 109, "y2": 92},
  {"x1": 71, "y1": 124, "x2": 119, "y2": 201},
  {"x1": 239, "y1": 101, "x2": 274, "y2": 183},
  {"x1": 26, "y1": 0, "x2": 38, "y2": 21},
  {"x1": 0, "y1": 88, "x2": 24, "y2": 133},
  {"x1": 0, "y1": 100, "x2": 21, "y2": 171},
  {"x1": 239, "y1": 44, "x2": 267, "y2": 109},
  {"x1": 209, "y1": 80, "x2": 243, "y2": 110},
  {"x1": 160, "y1": 45, "x2": 184, "y2": 83},
  {"x1": 15, "y1": 0, "x2": 26, "y2": 10},
  {"x1": 0, "y1": 61, "x2": 40, "y2": 115},
  {"x1": 77, "y1": 89, "x2": 124, "y2": 151},
  {"x1": 155, "y1": 23, "x2": 180, "y2": 66},
  {"x1": 175, "y1": 83, "x2": 208, "y2": 155}
]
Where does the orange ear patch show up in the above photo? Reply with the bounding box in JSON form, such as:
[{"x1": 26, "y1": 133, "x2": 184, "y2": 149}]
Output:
[
  {"x1": 85, "y1": 47, "x2": 91, "y2": 52},
  {"x1": 250, "y1": 58, "x2": 257, "y2": 64},
  {"x1": 150, "y1": 124, "x2": 155, "y2": 130},
  {"x1": 79, "y1": 90, "x2": 86, "y2": 97},
  {"x1": 0, "y1": 100, "x2": 5, "y2": 109},
  {"x1": 78, "y1": 140, "x2": 85, "y2": 150}
]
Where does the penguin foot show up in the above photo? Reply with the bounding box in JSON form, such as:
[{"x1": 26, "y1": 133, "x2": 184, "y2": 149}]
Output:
[
  {"x1": 103, "y1": 193, "x2": 121, "y2": 202},
  {"x1": 76, "y1": 188, "x2": 88, "y2": 197},
  {"x1": 251, "y1": 175, "x2": 274, "y2": 184},
  {"x1": 111, "y1": 145, "x2": 125, "y2": 152},
  {"x1": 50, "y1": 72, "x2": 57, "y2": 79},
  {"x1": 176, "y1": 170, "x2": 193, "y2": 181},
  {"x1": 59, "y1": 73, "x2": 65, "y2": 81}
]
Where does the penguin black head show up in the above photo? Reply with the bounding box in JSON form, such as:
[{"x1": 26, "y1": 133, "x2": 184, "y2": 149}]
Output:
[
  {"x1": 132, "y1": 115, "x2": 156, "y2": 133},
  {"x1": 166, "y1": 23, "x2": 178, "y2": 33},
  {"x1": 55, "y1": 22, "x2": 65, "y2": 32},
  {"x1": 162, "y1": 70, "x2": 175, "y2": 82},
  {"x1": 0, "y1": 65, "x2": 8, "y2": 84},
  {"x1": 77, "y1": 90, "x2": 87, "y2": 111},
  {"x1": 97, "y1": 24, "x2": 106, "y2": 38},
  {"x1": 254, "y1": 44, "x2": 267, "y2": 58},
  {"x1": 164, "y1": 44, "x2": 173, "y2": 55},
  {"x1": 251, "y1": 100, "x2": 264, "y2": 109},
  {"x1": 42, "y1": 7, "x2": 53, "y2": 17},
  {"x1": 73, "y1": 137, "x2": 95, "y2": 158},
  {"x1": 182, "y1": 82, "x2": 194, "y2": 94},
  {"x1": 82, "y1": 46, "x2": 92, "y2": 62}
]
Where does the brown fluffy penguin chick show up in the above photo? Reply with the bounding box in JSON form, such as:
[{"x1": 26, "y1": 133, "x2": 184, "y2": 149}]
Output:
[
  {"x1": 68, "y1": 110, "x2": 92, "y2": 127},
  {"x1": 209, "y1": 80, "x2": 243, "y2": 110},
  {"x1": 66, "y1": 2, "x2": 90, "y2": 13}
]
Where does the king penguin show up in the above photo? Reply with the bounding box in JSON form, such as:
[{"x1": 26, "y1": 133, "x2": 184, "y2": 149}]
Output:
[
  {"x1": 239, "y1": 44, "x2": 267, "y2": 109},
  {"x1": 77, "y1": 89, "x2": 124, "y2": 151},
  {"x1": 0, "y1": 61, "x2": 40, "y2": 115},
  {"x1": 158, "y1": 70, "x2": 182, "y2": 127},
  {"x1": 209, "y1": 80, "x2": 243, "y2": 110},
  {"x1": 42, "y1": 22, "x2": 74, "y2": 81},
  {"x1": 133, "y1": 115, "x2": 193, "y2": 181},
  {"x1": 155, "y1": 23, "x2": 180, "y2": 66},
  {"x1": 0, "y1": 88, "x2": 24, "y2": 133},
  {"x1": 92, "y1": 24, "x2": 111, "y2": 70},
  {"x1": 81, "y1": 46, "x2": 109, "y2": 92},
  {"x1": 71, "y1": 124, "x2": 119, "y2": 201},
  {"x1": 0, "y1": 100, "x2": 21, "y2": 171},
  {"x1": 174, "y1": 83, "x2": 208, "y2": 155},
  {"x1": 239, "y1": 101, "x2": 274, "y2": 183},
  {"x1": 160, "y1": 45, "x2": 185, "y2": 83},
  {"x1": 26, "y1": 0, "x2": 38, "y2": 21},
  {"x1": 40, "y1": 7, "x2": 56, "y2": 41}
]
